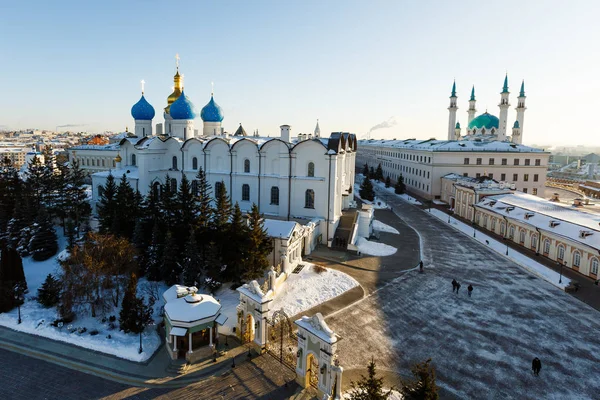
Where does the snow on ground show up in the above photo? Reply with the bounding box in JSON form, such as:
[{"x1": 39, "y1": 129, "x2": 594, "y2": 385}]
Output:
[
  {"x1": 213, "y1": 285, "x2": 239, "y2": 335},
  {"x1": 356, "y1": 237, "x2": 398, "y2": 257},
  {"x1": 433, "y1": 199, "x2": 446, "y2": 205},
  {"x1": 0, "y1": 226, "x2": 167, "y2": 362},
  {"x1": 344, "y1": 389, "x2": 403, "y2": 399},
  {"x1": 269, "y1": 264, "x2": 359, "y2": 318},
  {"x1": 373, "y1": 220, "x2": 399, "y2": 234},
  {"x1": 429, "y1": 208, "x2": 570, "y2": 289}
]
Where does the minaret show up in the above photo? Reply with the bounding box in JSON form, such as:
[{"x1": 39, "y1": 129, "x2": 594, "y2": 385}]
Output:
[
  {"x1": 515, "y1": 80, "x2": 526, "y2": 141},
  {"x1": 314, "y1": 119, "x2": 321, "y2": 138},
  {"x1": 497, "y1": 74, "x2": 510, "y2": 141},
  {"x1": 511, "y1": 120, "x2": 521, "y2": 144},
  {"x1": 455, "y1": 122, "x2": 461, "y2": 140},
  {"x1": 447, "y1": 81, "x2": 458, "y2": 140},
  {"x1": 467, "y1": 86, "x2": 477, "y2": 125}
]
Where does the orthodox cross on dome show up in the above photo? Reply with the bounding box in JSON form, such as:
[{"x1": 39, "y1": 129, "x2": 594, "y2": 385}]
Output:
[
  {"x1": 211, "y1": 81, "x2": 214, "y2": 96},
  {"x1": 141, "y1": 79, "x2": 145, "y2": 94},
  {"x1": 175, "y1": 53, "x2": 180, "y2": 71}
]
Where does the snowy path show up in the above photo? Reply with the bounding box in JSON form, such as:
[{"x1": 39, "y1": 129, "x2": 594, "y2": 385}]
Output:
[{"x1": 328, "y1": 190, "x2": 600, "y2": 399}]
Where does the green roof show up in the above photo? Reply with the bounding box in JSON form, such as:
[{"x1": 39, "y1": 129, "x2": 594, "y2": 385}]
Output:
[
  {"x1": 451, "y1": 80, "x2": 456, "y2": 97},
  {"x1": 502, "y1": 74, "x2": 509, "y2": 93},
  {"x1": 519, "y1": 80, "x2": 525, "y2": 97},
  {"x1": 470, "y1": 86, "x2": 475, "y2": 101},
  {"x1": 468, "y1": 112, "x2": 500, "y2": 130}
]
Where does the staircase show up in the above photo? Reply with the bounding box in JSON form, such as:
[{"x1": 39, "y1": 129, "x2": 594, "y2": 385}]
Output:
[
  {"x1": 332, "y1": 210, "x2": 358, "y2": 250},
  {"x1": 166, "y1": 359, "x2": 189, "y2": 375}
]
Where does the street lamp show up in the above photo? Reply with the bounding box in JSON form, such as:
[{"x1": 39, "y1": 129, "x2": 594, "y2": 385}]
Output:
[
  {"x1": 139, "y1": 331, "x2": 143, "y2": 354},
  {"x1": 559, "y1": 261, "x2": 566, "y2": 284},
  {"x1": 13, "y1": 283, "x2": 25, "y2": 324},
  {"x1": 472, "y1": 222, "x2": 476, "y2": 238}
]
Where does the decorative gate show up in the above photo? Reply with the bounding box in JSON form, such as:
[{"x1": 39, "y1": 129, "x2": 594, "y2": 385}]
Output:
[
  {"x1": 308, "y1": 353, "x2": 319, "y2": 388},
  {"x1": 265, "y1": 309, "x2": 298, "y2": 371}
]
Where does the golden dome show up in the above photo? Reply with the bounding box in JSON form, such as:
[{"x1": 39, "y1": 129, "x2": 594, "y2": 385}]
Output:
[
  {"x1": 164, "y1": 69, "x2": 183, "y2": 114},
  {"x1": 115, "y1": 153, "x2": 122, "y2": 163}
]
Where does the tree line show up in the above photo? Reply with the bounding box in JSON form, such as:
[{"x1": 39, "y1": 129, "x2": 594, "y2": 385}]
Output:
[
  {"x1": 359, "y1": 163, "x2": 406, "y2": 202},
  {"x1": 96, "y1": 167, "x2": 273, "y2": 292}
]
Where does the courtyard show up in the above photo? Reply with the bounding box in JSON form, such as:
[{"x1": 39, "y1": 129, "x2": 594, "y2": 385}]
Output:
[{"x1": 324, "y1": 189, "x2": 600, "y2": 399}]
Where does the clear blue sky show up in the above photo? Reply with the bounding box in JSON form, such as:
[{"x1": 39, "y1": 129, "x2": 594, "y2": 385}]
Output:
[{"x1": 1, "y1": 0, "x2": 598, "y2": 146}]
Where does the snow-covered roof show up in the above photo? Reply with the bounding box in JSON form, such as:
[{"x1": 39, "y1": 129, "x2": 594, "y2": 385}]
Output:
[
  {"x1": 163, "y1": 285, "x2": 222, "y2": 323},
  {"x1": 477, "y1": 192, "x2": 600, "y2": 250},
  {"x1": 295, "y1": 313, "x2": 337, "y2": 344},
  {"x1": 93, "y1": 166, "x2": 139, "y2": 179},
  {"x1": 263, "y1": 219, "x2": 298, "y2": 239},
  {"x1": 70, "y1": 144, "x2": 120, "y2": 151},
  {"x1": 359, "y1": 138, "x2": 548, "y2": 153}
]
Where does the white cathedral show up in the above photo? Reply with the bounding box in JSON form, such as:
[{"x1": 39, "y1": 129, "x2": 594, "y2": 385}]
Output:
[
  {"x1": 90, "y1": 60, "x2": 357, "y2": 247},
  {"x1": 447, "y1": 75, "x2": 526, "y2": 144}
]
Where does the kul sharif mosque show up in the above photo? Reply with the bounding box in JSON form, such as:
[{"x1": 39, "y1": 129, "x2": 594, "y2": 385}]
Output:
[{"x1": 447, "y1": 75, "x2": 526, "y2": 144}]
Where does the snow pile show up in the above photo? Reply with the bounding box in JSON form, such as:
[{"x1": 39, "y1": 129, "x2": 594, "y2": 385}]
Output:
[
  {"x1": 354, "y1": 183, "x2": 390, "y2": 209},
  {"x1": 269, "y1": 264, "x2": 359, "y2": 317},
  {"x1": 371, "y1": 180, "x2": 422, "y2": 205},
  {"x1": 213, "y1": 286, "x2": 240, "y2": 335},
  {"x1": 429, "y1": 209, "x2": 570, "y2": 289},
  {"x1": 356, "y1": 237, "x2": 397, "y2": 257},
  {"x1": 373, "y1": 220, "x2": 399, "y2": 234},
  {"x1": 0, "y1": 228, "x2": 167, "y2": 362}
]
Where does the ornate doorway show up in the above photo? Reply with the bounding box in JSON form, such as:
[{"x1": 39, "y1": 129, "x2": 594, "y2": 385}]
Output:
[
  {"x1": 242, "y1": 314, "x2": 255, "y2": 344},
  {"x1": 307, "y1": 353, "x2": 319, "y2": 388}
]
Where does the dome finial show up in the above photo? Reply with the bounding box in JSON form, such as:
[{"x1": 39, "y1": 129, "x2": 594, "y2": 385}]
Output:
[
  {"x1": 211, "y1": 81, "x2": 214, "y2": 96},
  {"x1": 175, "y1": 53, "x2": 180, "y2": 72},
  {"x1": 140, "y1": 79, "x2": 145, "y2": 95}
]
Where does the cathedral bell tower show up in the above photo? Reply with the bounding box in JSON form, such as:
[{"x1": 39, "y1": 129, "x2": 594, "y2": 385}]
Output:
[
  {"x1": 447, "y1": 81, "x2": 458, "y2": 140},
  {"x1": 498, "y1": 74, "x2": 510, "y2": 141}
]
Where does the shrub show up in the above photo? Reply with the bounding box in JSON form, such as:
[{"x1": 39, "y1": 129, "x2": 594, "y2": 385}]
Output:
[
  {"x1": 37, "y1": 274, "x2": 61, "y2": 308},
  {"x1": 90, "y1": 329, "x2": 99, "y2": 336}
]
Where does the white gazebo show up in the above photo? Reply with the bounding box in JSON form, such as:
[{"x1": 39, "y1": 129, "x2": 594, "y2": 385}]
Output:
[{"x1": 163, "y1": 285, "x2": 228, "y2": 363}]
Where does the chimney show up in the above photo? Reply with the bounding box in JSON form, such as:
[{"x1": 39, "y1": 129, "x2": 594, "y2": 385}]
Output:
[{"x1": 280, "y1": 125, "x2": 290, "y2": 142}]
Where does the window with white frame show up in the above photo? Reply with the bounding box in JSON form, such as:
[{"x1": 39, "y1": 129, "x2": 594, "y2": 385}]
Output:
[
  {"x1": 544, "y1": 239, "x2": 550, "y2": 254},
  {"x1": 519, "y1": 230, "x2": 525, "y2": 243},
  {"x1": 531, "y1": 235, "x2": 538, "y2": 249},
  {"x1": 500, "y1": 222, "x2": 506, "y2": 236},
  {"x1": 509, "y1": 226, "x2": 515, "y2": 239},
  {"x1": 491, "y1": 219, "x2": 496, "y2": 231},
  {"x1": 591, "y1": 258, "x2": 599, "y2": 275},
  {"x1": 573, "y1": 251, "x2": 581, "y2": 267},
  {"x1": 557, "y1": 245, "x2": 565, "y2": 260},
  {"x1": 270, "y1": 186, "x2": 279, "y2": 205}
]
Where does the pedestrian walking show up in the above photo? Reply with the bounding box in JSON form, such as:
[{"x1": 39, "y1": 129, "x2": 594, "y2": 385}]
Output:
[
  {"x1": 468, "y1": 284, "x2": 473, "y2": 297},
  {"x1": 419, "y1": 261, "x2": 424, "y2": 273},
  {"x1": 456, "y1": 282, "x2": 461, "y2": 294},
  {"x1": 452, "y1": 279, "x2": 457, "y2": 292},
  {"x1": 532, "y1": 357, "x2": 542, "y2": 376}
]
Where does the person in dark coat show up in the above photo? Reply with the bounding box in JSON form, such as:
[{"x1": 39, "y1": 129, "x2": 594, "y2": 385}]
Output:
[
  {"x1": 456, "y1": 282, "x2": 461, "y2": 294},
  {"x1": 419, "y1": 261, "x2": 424, "y2": 272},
  {"x1": 468, "y1": 284, "x2": 473, "y2": 297},
  {"x1": 532, "y1": 357, "x2": 542, "y2": 376},
  {"x1": 452, "y1": 279, "x2": 457, "y2": 292}
]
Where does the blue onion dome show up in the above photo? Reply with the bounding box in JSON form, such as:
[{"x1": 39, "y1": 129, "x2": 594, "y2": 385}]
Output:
[
  {"x1": 170, "y1": 90, "x2": 197, "y2": 120},
  {"x1": 468, "y1": 112, "x2": 499, "y2": 130},
  {"x1": 131, "y1": 94, "x2": 155, "y2": 120},
  {"x1": 200, "y1": 95, "x2": 224, "y2": 122}
]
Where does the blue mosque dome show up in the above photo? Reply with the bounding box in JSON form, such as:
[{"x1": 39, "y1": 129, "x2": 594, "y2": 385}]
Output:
[
  {"x1": 468, "y1": 112, "x2": 499, "y2": 130},
  {"x1": 131, "y1": 94, "x2": 155, "y2": 120},
  {"x1": 200, "y1": 95, "x2": 224, "y2": 122},
  {"x1": 170, "y1": 90, "x2": 197, "y2": 120}
]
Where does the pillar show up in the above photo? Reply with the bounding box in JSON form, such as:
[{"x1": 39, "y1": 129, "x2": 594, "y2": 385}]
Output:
[
  {"x1": 173, "y1": 336, "x2": 177, "y2": 352},
  {"x1": 209, "y1": 325, "x2": 213, "y2": 346},
  {"x1": 331, "y1": 365, "x2": 344, "y2": 400},
  {"x1": 188, "y1": 332, "x2": 193, "y2": 353}
]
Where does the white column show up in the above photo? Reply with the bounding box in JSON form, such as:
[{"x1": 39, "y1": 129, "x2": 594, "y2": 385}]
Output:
[
  {"x1": 173, "y1": 336, "x2": 177, "y2": 352},
  {"x1": 188, "y1": 332, "x2": 193, "y2": 353},
  {"x1": 209, "y1": 326, "x2": 213, "y2": 346}
]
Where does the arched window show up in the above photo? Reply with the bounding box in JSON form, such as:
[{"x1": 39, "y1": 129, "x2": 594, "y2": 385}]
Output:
[
  {"x1": 191, "y1": 180, "x2": 198, "y2": 196},
  {"x1": 308, "y1": 162, "x2": 315, "y2": 177},
  {"x1": 491, "y1": 218, "x2": 496, "y2": 231},
  {"x1": 509, "y1": 226, "x2": 515, "y2": 239},
  {"x1": 172, "y1": 156, "x2": 178, "y2": 170},
  {"x1": 270, "y1": 186, "x2": 279, "y2": 205},
  {"x1": 531, "y1": 234, "x2": 538, "y2": 249},
  {"x1": 170, "y1": 178, "x2": 177, "y2": 192},
  {"x1": 112, "y1": 160, "x2": 115, "y2": 167},
  {"x1": 543, "y1": 239, "x2": 550, "y2": 254},
  {"x1": 557, "y1": 244, "x2": 565, "y2": 260},
  {"x1": 215, "y1": 182, "x2": 224, "y2": 198},
  {"x1": 483, "y1": 215, "x2": 488, "y2": 228},
  {"x1": 244, "y1": 159, "x2": 250, "y2": 173},
  {"x1": 500, "y1": 222, "x2": 506, "y2": 236},
  {"x1": 101, "y1": 159, "x2": 105, "y2": 167},
  {"x1": 573, "y1": 251, "x2": 581, "y2": 267},
  {"x1": 192, "y1": 157, "x2": 198, "y2": 170},
  {"x1": 591, "y1": 258, "x2": 599, "y2": 275},
  {"x1": 519, "y1": 230, "x2": 525, "y2": 244},
  {"x1": 152, "y1": 182, "x2": 161, "y2": 200},
  {"x1": 92, "y1": 159, "x2": 95, "y2": 166},
  {"x1": 305, "y1": 189, "x2": 315, "y2": 209},
  {"x1": 131, "y1": 154, "x2": 136, "y2": 166},
  {"x1": 97, "y1": 185, "x2": 104, "y2": 198},
  {"x1": 242, "y1": 184, "x2": 250, "y2": 201}
]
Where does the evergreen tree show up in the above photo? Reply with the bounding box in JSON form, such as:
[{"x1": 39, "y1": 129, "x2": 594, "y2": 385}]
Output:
[
  {"x1": 395, "y1": 174, "x2": 406, "y2": 194},
  {"x1": 212, "y1": 180, "x2": 231, "y2": 232},
  {"x1": 97, "y1": 174, "x2": 118, "y2": 234},
  {"x1": 145, "y1": 221, "x2": 164, "y2": 281},
  {"x1": 25, "y1": 155, "x2": 45, "y2": 209},
  {"x1": 376, "y1": 163, "x2": 384, "y2": 182},
  {"x1": 29, "y1": 208, "x2": 58, "y2": 261},
  {"x1": 37, "y1": 274, "x2": 61, "y2": 308},
  {"x1": 66, "y1": 159, "x2": 91, "y2": 229},
  {"x1": 399, "y1": 358, "x2": 439, "y2": 400},
  {"x1": 195, "y1": 168, "x2": 213, "y2": 232},
  {"x1": 359, "y1": 176, "x2": 375, "y2": 201},
  {"x1": 161, "y1": 231, "x2": 179, "y2": 285},
  {"x1": 0, "y1": 244, "x2": 27, "y2": 313},
  {"x1": 363, "y1": 163, "x2": 370, "y2": 178},
  {"x1": 174, "y1": 174, "x2": 198, "y2": 249},
  {"x1": 160, "y1": 174, "x2": 178, "y2": 233},
  {"x1": 115, "y1": 174, "x2": 137, "y2": 239},
  {"x1": 203, "y1": 241, "x2": 223, "y2": 293},
  {"x1": 41, "y1": 146, "x2": 60, "y2": 217},
  {"x1": 0, "y1": 158, "x2": 24, "y2": 238},
  {"x1": 119, "y1": 272, "x2": 139, "y2": 333},
  {"x1": 385, "y1": 176, "x2": 391, "y2": 188},
  {"x1": 348, "y1": 358, "x2": 394, "y2": 400},
  {"x1": 6, "y1": 191, "x2": 37, "y2": 254},
  {"x1": 241, "y1": 204, "x2": 273, "y2": 282},
  {"x1": 369, "y1": 166, "x2": 375, "y2": 178},
  {"x1": 223, "y1": 202, "x2": 249, "y2": 282},
  {"x1": 182, "y1": 230, "x2": 202, "y2": 286}
]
